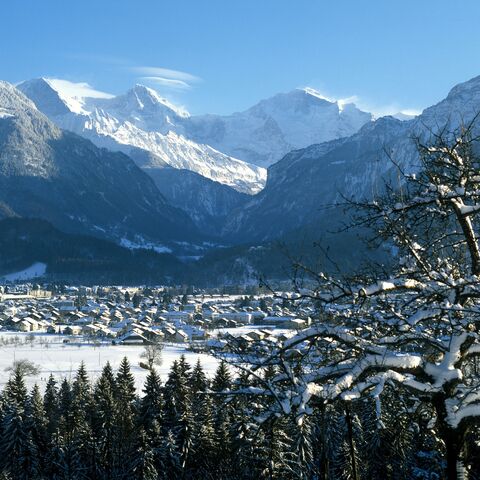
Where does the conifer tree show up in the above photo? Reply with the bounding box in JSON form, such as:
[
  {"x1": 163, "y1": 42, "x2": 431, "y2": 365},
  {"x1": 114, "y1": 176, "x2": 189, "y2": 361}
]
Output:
[
  {"x1": 0, "y1": 371, "x2": 39, "y2": 480},
  {"x1": 158, "y1": 430, "x2": 182, "y2": 480},
  {"x1": 189, "y1": 360, "x2": 214, "y2": 476},
  {"x1": 114, "y1": 357, "x2": 138, "y2": 478},
  {"x1": 162, "y1": 359, "x2": 193, "y2": 473},
  {"x1": 27, "y1": 385, "x2": 48, "y2": 476},
  {"x1": 43, "y1": 374, "x2": 59, "y2": 438},
  {"x1": 92, "y1": 362, "x2": 117, "y2": 479},
  {"x1": 70, "y1": 363, "x2": 93, "y2": 479},
  {"x1": 211, "y1": 360, "x2": 231, "y2": 393},
  {"x1": 58, "y1": 379, "x2": 73, "y2": 435},
  {"x1": 140, "y1": 368, "x2": 162, "y2": 432},
  {"x1": 211, "y1": 359, "x2": 233, "y2": 469},
  {"x1": 3, "y1": 370, "x2": 28, "y2": 407},
  {"x1": 132, "y1": 428, "x2": 158, "y2": 480}
]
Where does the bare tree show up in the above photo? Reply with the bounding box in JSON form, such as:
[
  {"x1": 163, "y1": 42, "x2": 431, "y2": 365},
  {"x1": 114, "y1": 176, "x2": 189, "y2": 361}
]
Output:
[
  {"x1": 140, "y1": 342, "x2": 164, "y2": 371},
  {"x1": 6, "y1": 359, "x2": 41, "y2": 377},
  {"x1": 225, "y1": 122, "x2": 480, "y2": 480}
]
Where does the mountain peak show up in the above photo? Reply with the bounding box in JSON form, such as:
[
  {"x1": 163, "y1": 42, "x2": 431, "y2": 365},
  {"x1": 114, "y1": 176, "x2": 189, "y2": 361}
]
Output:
[
  {"x1": 446, "y1": 74, "x2": 480, "y2": 100},
  {"x1": 0, "y1": 81, "x2": 38, "y2": 115},
  {"x1": 300, "y1": 87, "x2": 334, "y2": 102},
  {"x1": 126, "y1": 84, "x2": 189, "y2": 118},
  {"x1": 420, "y1": 74, "x2": 480, "y2": 125},
  {"x1": 17, "y1": 78, "x2": 74, "y2": 116},
  {"x1": 131, "y1": 83, "x2": 163, "y2": 103}
]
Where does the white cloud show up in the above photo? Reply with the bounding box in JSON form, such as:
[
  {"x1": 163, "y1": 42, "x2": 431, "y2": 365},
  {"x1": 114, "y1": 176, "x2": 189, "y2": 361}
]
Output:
[
  {"x1": 45, "y1": 78, "x2": 113, "y2": 99},
  {"x1": 399, "y1": 108, "x2": 422, "y2": 117},
  {"x1": 131, "y1": 66, "x2": 200, "y2": 91},
  {"x1": 361, "y1": 103, "x2": 423, "y2": 119},
  {"x1": 132, "y1": 66, "x2": 200, "y2": 82},
  {"x1": 302, "y1": 86, "x2": 422, "y2": 118},
  {"x1": 302, "y1": 87, "x2": 359, "y2": 106},
  {"x1": 139, "y1": 76, "x2": 191, "y2": 90}
]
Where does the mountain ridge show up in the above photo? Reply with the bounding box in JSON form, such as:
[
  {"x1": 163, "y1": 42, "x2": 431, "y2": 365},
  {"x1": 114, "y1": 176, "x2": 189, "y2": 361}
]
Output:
[
  {"x1": 222, "y1": 74, "x2": 480, "y2": 244},
  {"x1": 0, "y1": 81, "x2": 200, "y2": 249},
  {"x1": 18, "y1": 78, "x2": 266, "y2": 195}
]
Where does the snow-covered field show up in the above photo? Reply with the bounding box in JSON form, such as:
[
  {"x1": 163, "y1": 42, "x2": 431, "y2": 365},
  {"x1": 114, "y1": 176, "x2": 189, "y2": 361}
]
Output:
[
  {"x1": 0, "y1": 332, "x2": 219, "y2": 392},
  {"x1": 1, "y1": 262, "x2": 47, "y2": 282}
]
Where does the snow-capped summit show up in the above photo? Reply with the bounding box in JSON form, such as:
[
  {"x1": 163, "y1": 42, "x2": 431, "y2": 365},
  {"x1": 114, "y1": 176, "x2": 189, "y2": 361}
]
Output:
[
  {"x1": 391, "y1": 112, "x2": 418, "y2": 121},
  {"x1": 92, "y1": 84, "x2": 189, "y2": 133},
  {"x1": 185, "y1": 88, "x2": 373, "y2": 167},
  {"x1": 18, "y1": 78, "x2": 112, "y2": 116},
  {"x1": 17, "y1": 79, "x2": 374, "y2": 191},
  {"x1": 128, "y1": 83, "x2": 189, "y2": 118},
  {"x1": 18, "y1": 79, "x2": 266, "y2": 194},
  {"x1": 222, "y1": 74, "x2": 480, "y2": 243}
]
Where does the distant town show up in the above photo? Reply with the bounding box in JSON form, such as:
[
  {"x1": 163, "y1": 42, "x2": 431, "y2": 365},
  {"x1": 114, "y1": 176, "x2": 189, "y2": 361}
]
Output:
[{"x1": 0, "y1": 283, "x2": 313, "y2": 352}]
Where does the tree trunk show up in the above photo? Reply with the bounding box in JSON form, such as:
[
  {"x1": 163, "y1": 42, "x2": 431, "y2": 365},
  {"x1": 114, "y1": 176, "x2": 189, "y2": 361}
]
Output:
[
  {"x1": 444, "y1": 431, "x2": 466, "y2": 480},
  {"x1": 433, "y1": 394, "x2": 467, "y2": 480},
  {"x1": 344, "y1": 404, "x2": 359, "y2": 480}
]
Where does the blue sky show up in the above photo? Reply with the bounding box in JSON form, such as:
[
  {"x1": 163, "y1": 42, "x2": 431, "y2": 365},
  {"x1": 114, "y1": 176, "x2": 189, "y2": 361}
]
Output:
[{"x1": 2, "y1": 0, "x2": 480, "y2": 115}]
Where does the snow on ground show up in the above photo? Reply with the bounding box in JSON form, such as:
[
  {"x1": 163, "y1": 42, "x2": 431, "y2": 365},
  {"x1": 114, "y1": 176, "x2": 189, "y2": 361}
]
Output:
[
  {"x1": 119, "y1": 238, "x2": 173, "y2": 254},
  {"x1": 0, "y1": 332, "x2": 219, "y2": 393},
  {"x1": 1, "y1": 262, "x2": 47, "y2": 282},
  {"x1": 214, "y1": 325, "x2": 289, "y2": 336}
]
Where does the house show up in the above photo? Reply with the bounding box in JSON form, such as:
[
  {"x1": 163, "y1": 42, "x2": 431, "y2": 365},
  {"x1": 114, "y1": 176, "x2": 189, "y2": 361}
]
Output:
[
  {"x1": 182, "y1": 303, "x2": 201, "y2": 314},
  {"x1": 163, "y1": 311, "x2": 193, "y2": 322},
  {"x1": 162, "y1": 326, "x2": 188, "y2": 343},
  {"x1": 82, "y1": 324, "x2": 103, "y2": 336},
  {"x1": 246, "y1": 331, "x2": 264, "y2": 341},
  {"x1": 174, "y1": 329, "x2": 189, "y2": 343},
  {"x1": 55, "y1": 300, "x2": 76, "y2": 312},
  {"x1": 62, "y1": 325, "x2": 83, "y2": 335},
  {"x1": 211, "y1": 312, "x2": 252, "y2": 325},
  {"x1": 16, "y1": 318, "x2": 38, "y2": 332},
  {"x1": 191, "y1": 328, "x2": 208, "y2": 341},
  {"x1": 116, "y1": 329, "x2": 151, "y2": 345}
]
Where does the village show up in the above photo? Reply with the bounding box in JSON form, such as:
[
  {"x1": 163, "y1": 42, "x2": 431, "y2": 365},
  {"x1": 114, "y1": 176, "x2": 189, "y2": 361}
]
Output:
[{"x1": 0, "y1": 284, "x2": 313, "y2": 353}]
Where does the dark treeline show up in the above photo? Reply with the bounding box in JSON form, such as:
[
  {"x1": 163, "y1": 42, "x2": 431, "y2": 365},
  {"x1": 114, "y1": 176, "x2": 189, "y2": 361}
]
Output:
[{"x1": 0, "y1": 356, "x2": 447, "y2": 480}]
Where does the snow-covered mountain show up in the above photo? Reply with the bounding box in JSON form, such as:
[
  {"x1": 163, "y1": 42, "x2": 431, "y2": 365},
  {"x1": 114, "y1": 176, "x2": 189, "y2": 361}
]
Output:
[
  {"x1": 186, "y1": 88, "x2": 373, "y2": 167},
  {"x1": 222, "y1": 75, "x2": 480, "y2": 243},
  {"x1": 0, "y1": 81, "x2": 200, "y2": 247},
  {"x1": 18, "y1": 79, "x2": 266, "y2": 194},
  {"x1": 18, "y1": 80, "x2": 374, "y2": 192}
]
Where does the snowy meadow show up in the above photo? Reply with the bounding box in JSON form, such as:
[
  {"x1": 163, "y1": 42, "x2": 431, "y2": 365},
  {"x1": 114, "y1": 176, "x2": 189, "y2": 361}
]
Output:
[{"x1": 0, "y1": 332, "x2": 218, "y2": 391}]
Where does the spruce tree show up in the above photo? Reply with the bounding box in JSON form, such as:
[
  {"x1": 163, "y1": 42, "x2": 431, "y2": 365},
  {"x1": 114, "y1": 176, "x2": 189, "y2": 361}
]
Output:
[
  {"x1": 211, "y1": 359, "x2": 233, "y2": 472},
  {"x1": 189, "y1": 360, "x2": 214, "y2": 476},
  {"x1": 43, "y1": 375, "x2": 61, "y2": 479},
  {"x1": 3, "y1": 370, "x2": 28, "y2": 407},
  {"x1": 27, "y1": 385, "x2": 48, "y2": 476},
  {"x1": 114, "y1": 357, "x2": 138, "y2": 478},
  {"x1": 162, "y1": 359, "x2": 193, "y2": 473},
  {"x1": 132, "y1": 428, "x2": 158, "y2": 480},
  {"x1": 70, "y1": 363, "x2": 93, "y2": 479},
  {"x1": 140, "y1": 368, "x2": 163, "y2": 432},
  {"x1": 92, "y1": 362, "x2": 117, "y2": 479},
  {"x1": 43, "y1": 374, "x2": 59, "y2": 438},
  {"x1": 211, "y1": 360, "x2": 231, "y2": 393},
  {"x1": 158, "y1": 430, "x2": 182, "y2": 480},
  {"x1": 0, "y1": 371, "x2": 39, "y2": 480}
]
